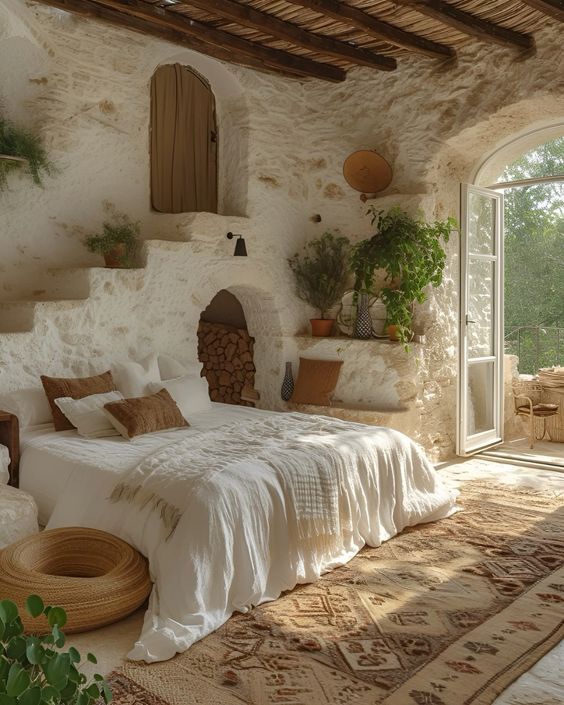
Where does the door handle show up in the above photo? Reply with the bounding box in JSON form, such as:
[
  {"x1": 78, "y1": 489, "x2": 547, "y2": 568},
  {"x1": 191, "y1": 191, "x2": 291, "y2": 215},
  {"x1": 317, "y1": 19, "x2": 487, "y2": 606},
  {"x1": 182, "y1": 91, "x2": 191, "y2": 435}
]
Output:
[{"x1": 466, "y1": 314, "x2": 476, "y2": 324}]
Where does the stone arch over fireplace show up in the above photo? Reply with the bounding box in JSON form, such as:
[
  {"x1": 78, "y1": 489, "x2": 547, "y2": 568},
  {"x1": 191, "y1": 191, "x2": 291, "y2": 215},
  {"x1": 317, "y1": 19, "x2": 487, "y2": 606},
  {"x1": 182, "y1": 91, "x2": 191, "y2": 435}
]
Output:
[{"x1": 197, "y1": 282, "x2": 284, "y2": 408}]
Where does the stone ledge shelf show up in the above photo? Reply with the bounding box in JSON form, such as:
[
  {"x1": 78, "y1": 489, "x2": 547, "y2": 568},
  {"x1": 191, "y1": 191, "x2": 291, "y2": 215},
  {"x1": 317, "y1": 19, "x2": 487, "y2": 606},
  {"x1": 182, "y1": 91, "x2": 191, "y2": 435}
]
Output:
[
  {"x1": 287, "y1": 333, "x2": 424, "y2": 431},
  {"x1": 286, "y1": 401, "x2": 419, "y2": 439}
]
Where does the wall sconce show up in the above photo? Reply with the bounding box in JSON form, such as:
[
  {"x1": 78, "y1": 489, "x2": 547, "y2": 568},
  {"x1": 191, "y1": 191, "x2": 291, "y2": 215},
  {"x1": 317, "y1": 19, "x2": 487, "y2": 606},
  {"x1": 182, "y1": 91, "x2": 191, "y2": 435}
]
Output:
[{"x1": 226, "y1": 232, "x2": 247, "y2": 257}]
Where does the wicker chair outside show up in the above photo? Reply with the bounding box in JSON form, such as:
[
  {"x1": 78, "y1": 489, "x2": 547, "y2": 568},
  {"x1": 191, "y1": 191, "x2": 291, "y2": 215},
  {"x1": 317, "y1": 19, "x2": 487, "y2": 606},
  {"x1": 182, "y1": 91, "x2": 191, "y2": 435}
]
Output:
[{"x1": 512, "y1": 380, "x2": 559, "y2": 449}]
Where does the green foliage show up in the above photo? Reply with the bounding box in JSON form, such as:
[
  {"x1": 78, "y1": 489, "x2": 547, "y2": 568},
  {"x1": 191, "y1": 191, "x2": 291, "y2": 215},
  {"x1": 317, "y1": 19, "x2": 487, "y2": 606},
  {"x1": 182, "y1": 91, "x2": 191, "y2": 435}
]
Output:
[
  {"x1": 0, "y1": 596, "x2": 111, "y2": 705},
  {"x1": 288, "y1": 231, "x2": 351, "y2": 319},
  {"x1": 501, "y1": 136, "x2": 564, "y2": 374},
  {"x1": 350, "y1": 206, "x2": 457, "y2": 346},
  {"x1": 0, "y1": 117, "x2": 52, "y2": 189},
  {"x1": 85, "y1": 213, "x2": 140, "y2": 268}
]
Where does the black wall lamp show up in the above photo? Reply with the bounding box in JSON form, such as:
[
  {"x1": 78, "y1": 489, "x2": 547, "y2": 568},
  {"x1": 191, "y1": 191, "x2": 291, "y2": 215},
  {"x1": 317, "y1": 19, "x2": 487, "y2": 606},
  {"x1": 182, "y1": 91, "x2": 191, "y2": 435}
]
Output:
[{"x1": 226, "y1": 232, "x2": 247, "y2": 257}]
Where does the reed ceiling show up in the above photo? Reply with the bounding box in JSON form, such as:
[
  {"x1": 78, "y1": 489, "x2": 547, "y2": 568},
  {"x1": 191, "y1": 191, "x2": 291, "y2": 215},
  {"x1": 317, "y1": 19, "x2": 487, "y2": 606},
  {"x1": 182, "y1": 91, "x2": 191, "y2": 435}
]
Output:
[{"x1": 35, "y1": 0, "x2": 563, "y2": 81}]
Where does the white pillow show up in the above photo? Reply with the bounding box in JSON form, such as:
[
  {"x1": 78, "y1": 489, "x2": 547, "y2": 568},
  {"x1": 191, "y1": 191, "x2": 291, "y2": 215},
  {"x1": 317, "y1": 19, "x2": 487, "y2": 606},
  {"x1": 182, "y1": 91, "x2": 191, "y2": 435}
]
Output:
[
  {"x1": 111, "y1": 353, "x2": 161, "y2": 398},
  {"x1": 158, "y1": 354, "x2": 189, "y2": 381},
  {"x1": 147, "y1": 375, "x2": 212, "y2": 419},
  {"x1": 0, "y1": 388, "x2": 52, "y2": 428},
  {"x1": 54, "y1": 391, "x2": 124, "y2": 438}
]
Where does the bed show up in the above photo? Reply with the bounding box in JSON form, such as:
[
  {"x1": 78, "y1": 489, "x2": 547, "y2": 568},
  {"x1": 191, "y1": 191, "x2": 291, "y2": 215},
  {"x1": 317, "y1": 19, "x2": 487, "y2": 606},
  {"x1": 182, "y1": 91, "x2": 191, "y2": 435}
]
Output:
[{"x1": 19, "y1": 403, "x2": 457, "y2": 663}]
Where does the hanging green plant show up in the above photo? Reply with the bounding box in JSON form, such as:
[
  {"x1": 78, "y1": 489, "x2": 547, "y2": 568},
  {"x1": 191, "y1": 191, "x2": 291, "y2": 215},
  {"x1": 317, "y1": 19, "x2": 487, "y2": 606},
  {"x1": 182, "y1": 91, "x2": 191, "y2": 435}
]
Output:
[
  {"x1": 350, "y1": 206, "x2": 457, "y2": 346},
  {"x1": 0, "y1": 116, "x2": 52, "y2": 189}
]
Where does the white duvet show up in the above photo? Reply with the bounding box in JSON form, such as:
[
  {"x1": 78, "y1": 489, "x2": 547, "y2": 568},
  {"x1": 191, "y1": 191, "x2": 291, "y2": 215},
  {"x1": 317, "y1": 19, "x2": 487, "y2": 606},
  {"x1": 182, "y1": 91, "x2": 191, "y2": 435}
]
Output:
[{"x1": 20, "y1": 405, "x2": 457, "y2": 663}]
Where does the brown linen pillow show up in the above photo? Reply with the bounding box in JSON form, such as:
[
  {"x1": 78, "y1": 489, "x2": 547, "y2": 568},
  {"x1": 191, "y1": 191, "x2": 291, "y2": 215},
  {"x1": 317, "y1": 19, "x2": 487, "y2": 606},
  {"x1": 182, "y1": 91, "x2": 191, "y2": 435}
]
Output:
[
  {"x1": 290, "y1": 357, "x2": 343, "y2": 406},
  {"x1": 41, "y1": 370, "x2": 117, "y2": 431},
  {"x1": 103, "y1": 388, "x2": 189, "y2": 440}
]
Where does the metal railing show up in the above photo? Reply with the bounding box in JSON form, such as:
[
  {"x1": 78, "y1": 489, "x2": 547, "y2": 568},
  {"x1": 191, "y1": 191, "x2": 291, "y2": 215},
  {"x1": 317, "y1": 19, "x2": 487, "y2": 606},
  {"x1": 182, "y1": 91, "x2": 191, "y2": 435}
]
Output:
[{"x1": 504, "y1": 326, "x2": 564, "y2": 374}]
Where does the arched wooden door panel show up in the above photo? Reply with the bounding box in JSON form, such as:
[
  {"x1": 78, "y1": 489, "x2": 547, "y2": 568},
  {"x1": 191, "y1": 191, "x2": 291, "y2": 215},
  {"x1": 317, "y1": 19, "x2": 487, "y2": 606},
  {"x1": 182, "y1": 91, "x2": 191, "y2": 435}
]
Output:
[{"x1": 151, "y1": 64, "x2": 218, "y2": 214}]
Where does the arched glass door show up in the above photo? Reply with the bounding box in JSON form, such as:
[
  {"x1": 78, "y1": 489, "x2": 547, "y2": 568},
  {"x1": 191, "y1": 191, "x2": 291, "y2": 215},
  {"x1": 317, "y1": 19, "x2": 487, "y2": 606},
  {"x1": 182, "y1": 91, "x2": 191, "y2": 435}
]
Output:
[{"x1": 458, "y1": 184, "x2": 504, "y2": 455}]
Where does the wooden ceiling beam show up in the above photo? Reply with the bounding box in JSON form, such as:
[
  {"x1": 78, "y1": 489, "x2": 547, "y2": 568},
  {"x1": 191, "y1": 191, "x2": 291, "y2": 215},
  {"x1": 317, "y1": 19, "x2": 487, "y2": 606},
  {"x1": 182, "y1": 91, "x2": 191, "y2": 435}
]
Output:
[
  {"x1": 395, "y1": 0, "x2": 535, "y2": 50},
  {"x1": 285, "y1": 0, "x2": 455, "y2": 59},
  {"x1": 35, "y1": 0, "x2": 346, "y2": 82},
  {"x1": 518, "y1": 0, "x2": 564, "y2": 22},
  {"x1": 177, "y1": 0, "x2": 397, "y2": 71}
]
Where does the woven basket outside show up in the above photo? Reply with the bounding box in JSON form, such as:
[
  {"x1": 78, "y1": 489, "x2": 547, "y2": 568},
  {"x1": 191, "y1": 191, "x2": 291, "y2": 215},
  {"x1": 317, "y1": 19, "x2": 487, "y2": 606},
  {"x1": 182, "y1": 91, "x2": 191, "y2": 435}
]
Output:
[
  {"x1": 0, "y1": 527, "x2": 152, "y2": 634},
  {"x1": 541, "y1": 387, "x2": 564, "y2": 442}
]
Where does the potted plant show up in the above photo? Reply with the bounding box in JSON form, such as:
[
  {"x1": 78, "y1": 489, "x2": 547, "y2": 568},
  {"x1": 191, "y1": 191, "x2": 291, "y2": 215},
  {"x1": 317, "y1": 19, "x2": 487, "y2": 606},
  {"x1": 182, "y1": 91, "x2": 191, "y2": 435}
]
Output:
[
  {"x1": 0, "y1": 595, "x2": 111, "y2": 704},
  {"x1": 0, "y1": 116, "x2": 52, "y2": 190},
  {"x1": 85, "y1": 213, "x2": 140, "y2": 268},
  {"x1": 350, "y1": 206, "x2": 457, "y2": 346},
  {"x1": 289, "y1": 231, "x2": 351, "y2": 337}
]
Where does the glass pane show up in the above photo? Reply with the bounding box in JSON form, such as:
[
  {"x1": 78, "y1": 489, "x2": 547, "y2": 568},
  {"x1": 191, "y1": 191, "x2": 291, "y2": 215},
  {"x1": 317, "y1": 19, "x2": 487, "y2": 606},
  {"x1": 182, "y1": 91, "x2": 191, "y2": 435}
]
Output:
[
  {"x1": 467, "y1": 362, "x2": 495, "y2": 436},
  {"x1": 468, "y1": 191, "x2": 496, "y2": 255},
  {"x1": 468, "y1": 258, "x2": 494, "y2": 358}
]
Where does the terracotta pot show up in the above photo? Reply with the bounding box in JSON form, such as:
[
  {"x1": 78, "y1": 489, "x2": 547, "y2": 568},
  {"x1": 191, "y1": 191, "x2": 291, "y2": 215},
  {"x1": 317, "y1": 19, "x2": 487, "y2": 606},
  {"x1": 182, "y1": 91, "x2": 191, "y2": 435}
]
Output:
[
  {"x1": 103, "y1": 244, "x2": 127, "y2": 268},
  {"x1": 310, "y1": 319, "x2": 334, "y2": 337},
  {"x1": 387, "y1": 324, "x2": 414, "y2": 343}
]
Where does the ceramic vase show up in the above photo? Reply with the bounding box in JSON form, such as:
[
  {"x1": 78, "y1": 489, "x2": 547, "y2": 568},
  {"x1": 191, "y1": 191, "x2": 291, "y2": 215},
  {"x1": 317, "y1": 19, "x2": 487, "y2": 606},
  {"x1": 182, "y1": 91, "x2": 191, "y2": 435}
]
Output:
[
  {"x1": 281, "y1": 362, "x2": 294, "y2": 401},
  {"x1": 353, "y1": 293, "x2": 373, "y2": 339}
]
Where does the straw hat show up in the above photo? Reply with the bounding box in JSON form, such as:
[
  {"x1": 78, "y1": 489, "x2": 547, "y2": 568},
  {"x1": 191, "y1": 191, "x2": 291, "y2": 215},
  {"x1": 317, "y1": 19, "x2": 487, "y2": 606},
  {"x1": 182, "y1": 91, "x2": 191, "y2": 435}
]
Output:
[{"x1": 343, "y1": 150, "x2": 393, "y2": 193}]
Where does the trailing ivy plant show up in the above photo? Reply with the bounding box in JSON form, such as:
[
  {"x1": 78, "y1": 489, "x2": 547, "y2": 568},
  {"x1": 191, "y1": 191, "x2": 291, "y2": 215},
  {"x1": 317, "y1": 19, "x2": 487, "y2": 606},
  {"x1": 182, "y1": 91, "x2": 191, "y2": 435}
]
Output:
[
  {"x1": 350, "y1": 206, "x2": 457, "y2": 346},
  {"x1": 288, "y1": 231, "x2": 351, "y2": 319},
  {"x1": 0, "y1": 595, "x2": 112, "y2": 705},
  {"x1": 85, "y1": 213, "x2": 140, "y2": 268},
  {"x1": 0, "y1": 117, "x2": 52, "y2": 190}
]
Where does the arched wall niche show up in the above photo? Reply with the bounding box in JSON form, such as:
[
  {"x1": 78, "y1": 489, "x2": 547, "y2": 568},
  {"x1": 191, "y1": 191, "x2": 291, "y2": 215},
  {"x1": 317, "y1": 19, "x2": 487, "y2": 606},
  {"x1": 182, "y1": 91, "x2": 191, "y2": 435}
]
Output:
[
  {"x1": 222, "y1": 283, "x2": 284, "y2": 402},
  {"x1": 152, "y1": 51, "x2": 249, "y2": 218},
  {"x1": 186, "y1": 266, "x2": 289, "y2": 410}
]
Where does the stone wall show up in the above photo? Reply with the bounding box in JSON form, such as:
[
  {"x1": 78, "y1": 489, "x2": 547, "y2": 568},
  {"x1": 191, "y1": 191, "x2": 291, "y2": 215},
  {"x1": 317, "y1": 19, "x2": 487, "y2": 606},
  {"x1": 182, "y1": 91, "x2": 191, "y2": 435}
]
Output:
[
  {"x1": 1, "y1": 0, "x2": 563, "y2": 458},
  {"x1": 197, "y1": 320, "x2": 256, "y2": 406}
]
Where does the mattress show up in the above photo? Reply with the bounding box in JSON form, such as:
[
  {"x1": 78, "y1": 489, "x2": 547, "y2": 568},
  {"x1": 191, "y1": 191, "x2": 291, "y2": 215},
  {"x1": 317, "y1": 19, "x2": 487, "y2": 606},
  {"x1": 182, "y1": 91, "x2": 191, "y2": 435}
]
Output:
[{"x1": 20, "y1": 403, "x2": 272, "y2": 525}]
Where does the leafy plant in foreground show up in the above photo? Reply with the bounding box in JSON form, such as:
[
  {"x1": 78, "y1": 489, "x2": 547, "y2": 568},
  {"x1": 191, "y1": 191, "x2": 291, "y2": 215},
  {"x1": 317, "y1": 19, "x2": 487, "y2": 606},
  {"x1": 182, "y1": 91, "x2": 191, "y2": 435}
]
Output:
[{"x1": 0, "y1": 595, "x2": 111, "y2": 705}]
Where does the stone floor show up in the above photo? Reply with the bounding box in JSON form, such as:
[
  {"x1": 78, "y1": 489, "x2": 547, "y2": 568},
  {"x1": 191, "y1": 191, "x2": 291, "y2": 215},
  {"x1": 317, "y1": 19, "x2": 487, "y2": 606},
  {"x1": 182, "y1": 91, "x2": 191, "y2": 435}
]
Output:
[
  {"x1": 67, "y1": 456, "x2": 564, "y2": 704},
  {"x1": 484, "y1": 437, "x2": 564, "y2": 469}
]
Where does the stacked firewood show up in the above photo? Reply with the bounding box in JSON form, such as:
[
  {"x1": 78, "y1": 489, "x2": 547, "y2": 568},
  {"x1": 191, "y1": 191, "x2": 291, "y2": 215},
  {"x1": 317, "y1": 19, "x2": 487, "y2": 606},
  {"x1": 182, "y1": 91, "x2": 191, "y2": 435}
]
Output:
[{"x1": 197, "y1": 321, "x2": 256, "y2": 406}]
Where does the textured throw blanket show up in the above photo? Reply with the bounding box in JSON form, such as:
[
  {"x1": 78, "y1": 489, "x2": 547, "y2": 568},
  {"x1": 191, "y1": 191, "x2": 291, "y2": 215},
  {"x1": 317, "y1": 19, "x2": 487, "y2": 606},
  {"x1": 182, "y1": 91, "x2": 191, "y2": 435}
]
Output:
[{"x1": 110, "y1": 413, "x2": 354, "y2": 544}]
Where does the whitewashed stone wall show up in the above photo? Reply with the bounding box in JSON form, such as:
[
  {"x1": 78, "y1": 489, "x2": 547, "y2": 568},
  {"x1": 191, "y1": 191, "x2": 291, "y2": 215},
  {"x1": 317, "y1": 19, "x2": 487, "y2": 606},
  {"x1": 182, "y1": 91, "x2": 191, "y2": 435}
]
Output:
[{"x1": 1, "y1": 0, "x2": 563, "y2": 458}]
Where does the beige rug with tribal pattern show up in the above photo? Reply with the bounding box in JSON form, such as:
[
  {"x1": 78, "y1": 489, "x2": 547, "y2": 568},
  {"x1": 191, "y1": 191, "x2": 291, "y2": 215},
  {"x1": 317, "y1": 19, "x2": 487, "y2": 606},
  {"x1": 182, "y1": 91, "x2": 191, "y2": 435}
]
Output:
[{"x1": 105, "y1": 481, "x2": 564, "y2": 705}]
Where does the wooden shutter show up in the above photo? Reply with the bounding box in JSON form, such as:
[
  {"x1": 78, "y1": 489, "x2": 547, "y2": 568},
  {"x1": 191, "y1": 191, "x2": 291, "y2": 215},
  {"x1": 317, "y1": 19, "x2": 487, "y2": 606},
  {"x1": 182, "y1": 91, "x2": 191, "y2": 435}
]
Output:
[{"x1": 151, "y1": 64, "x2": 218, "y2": 213}]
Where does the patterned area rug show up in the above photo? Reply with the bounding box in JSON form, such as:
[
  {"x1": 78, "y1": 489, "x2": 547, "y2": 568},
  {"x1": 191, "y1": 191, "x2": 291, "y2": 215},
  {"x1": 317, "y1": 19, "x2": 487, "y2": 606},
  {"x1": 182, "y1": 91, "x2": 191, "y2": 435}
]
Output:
[{"x1": 106, "y1": 481, "x2": 564, "y2": 705}]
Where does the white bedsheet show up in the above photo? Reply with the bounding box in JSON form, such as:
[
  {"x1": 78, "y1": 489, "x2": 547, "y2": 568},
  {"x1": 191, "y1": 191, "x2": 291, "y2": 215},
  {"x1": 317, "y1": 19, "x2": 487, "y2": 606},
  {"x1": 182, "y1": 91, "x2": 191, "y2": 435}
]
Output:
[
  {"x1": 20, "y1": 405, "x2": 271, "y2": 524},
  {"x1": 20, "y1": 404, "x2": 457, "y2": 663}
]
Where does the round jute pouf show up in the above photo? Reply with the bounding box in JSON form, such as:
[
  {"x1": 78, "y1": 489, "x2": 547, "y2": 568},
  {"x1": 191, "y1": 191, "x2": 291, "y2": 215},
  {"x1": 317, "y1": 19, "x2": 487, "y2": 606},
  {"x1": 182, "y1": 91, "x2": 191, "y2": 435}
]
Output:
[{"x1": 0, "y1": 527, "x2": 152, "y2": 634}]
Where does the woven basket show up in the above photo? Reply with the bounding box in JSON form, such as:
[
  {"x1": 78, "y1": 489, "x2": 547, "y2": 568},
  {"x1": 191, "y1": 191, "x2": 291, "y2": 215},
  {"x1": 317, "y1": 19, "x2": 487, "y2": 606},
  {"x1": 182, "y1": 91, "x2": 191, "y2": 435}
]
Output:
[
  {"x1": 0, "y1": 527, "x2": 152, "y2": 634},
  {"x1": 541, "y1": 387, "x2": 564, "y2": 442}
]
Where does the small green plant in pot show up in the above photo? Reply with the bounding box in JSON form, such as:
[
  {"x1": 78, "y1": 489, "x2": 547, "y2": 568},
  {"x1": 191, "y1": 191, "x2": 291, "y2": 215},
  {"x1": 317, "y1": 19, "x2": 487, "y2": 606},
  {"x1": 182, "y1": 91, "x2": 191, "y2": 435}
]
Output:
[
  {"x1": 0, "y1": 116, "x2": 52, "y2": 190},
  {"x1": 85, "y1": 213, "x2": 140, "y2": 269},
  {"x1": 0, "y1": 595, "x2": 112, "y2": 705},
  {"x1": 350, "y1": 206, "x2": 457, "y2": 347},
  {"x1": 289, "y1": 231, "x2": 351, "y2": 337}
]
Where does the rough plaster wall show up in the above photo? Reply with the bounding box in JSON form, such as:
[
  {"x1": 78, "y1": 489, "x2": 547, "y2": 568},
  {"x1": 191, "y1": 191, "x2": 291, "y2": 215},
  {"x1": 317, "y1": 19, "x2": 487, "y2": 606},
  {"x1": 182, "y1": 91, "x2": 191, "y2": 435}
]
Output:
[{"x1": 0, "y1": 0, "x2": 563, "y2": 457}]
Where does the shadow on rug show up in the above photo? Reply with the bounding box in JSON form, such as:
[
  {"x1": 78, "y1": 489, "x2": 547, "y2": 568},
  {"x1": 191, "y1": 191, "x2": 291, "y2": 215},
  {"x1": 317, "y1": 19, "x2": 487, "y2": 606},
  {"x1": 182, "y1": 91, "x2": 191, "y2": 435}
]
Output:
[{"x1": 105, "y1": 481, "x2": 564, "y2": 705}]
